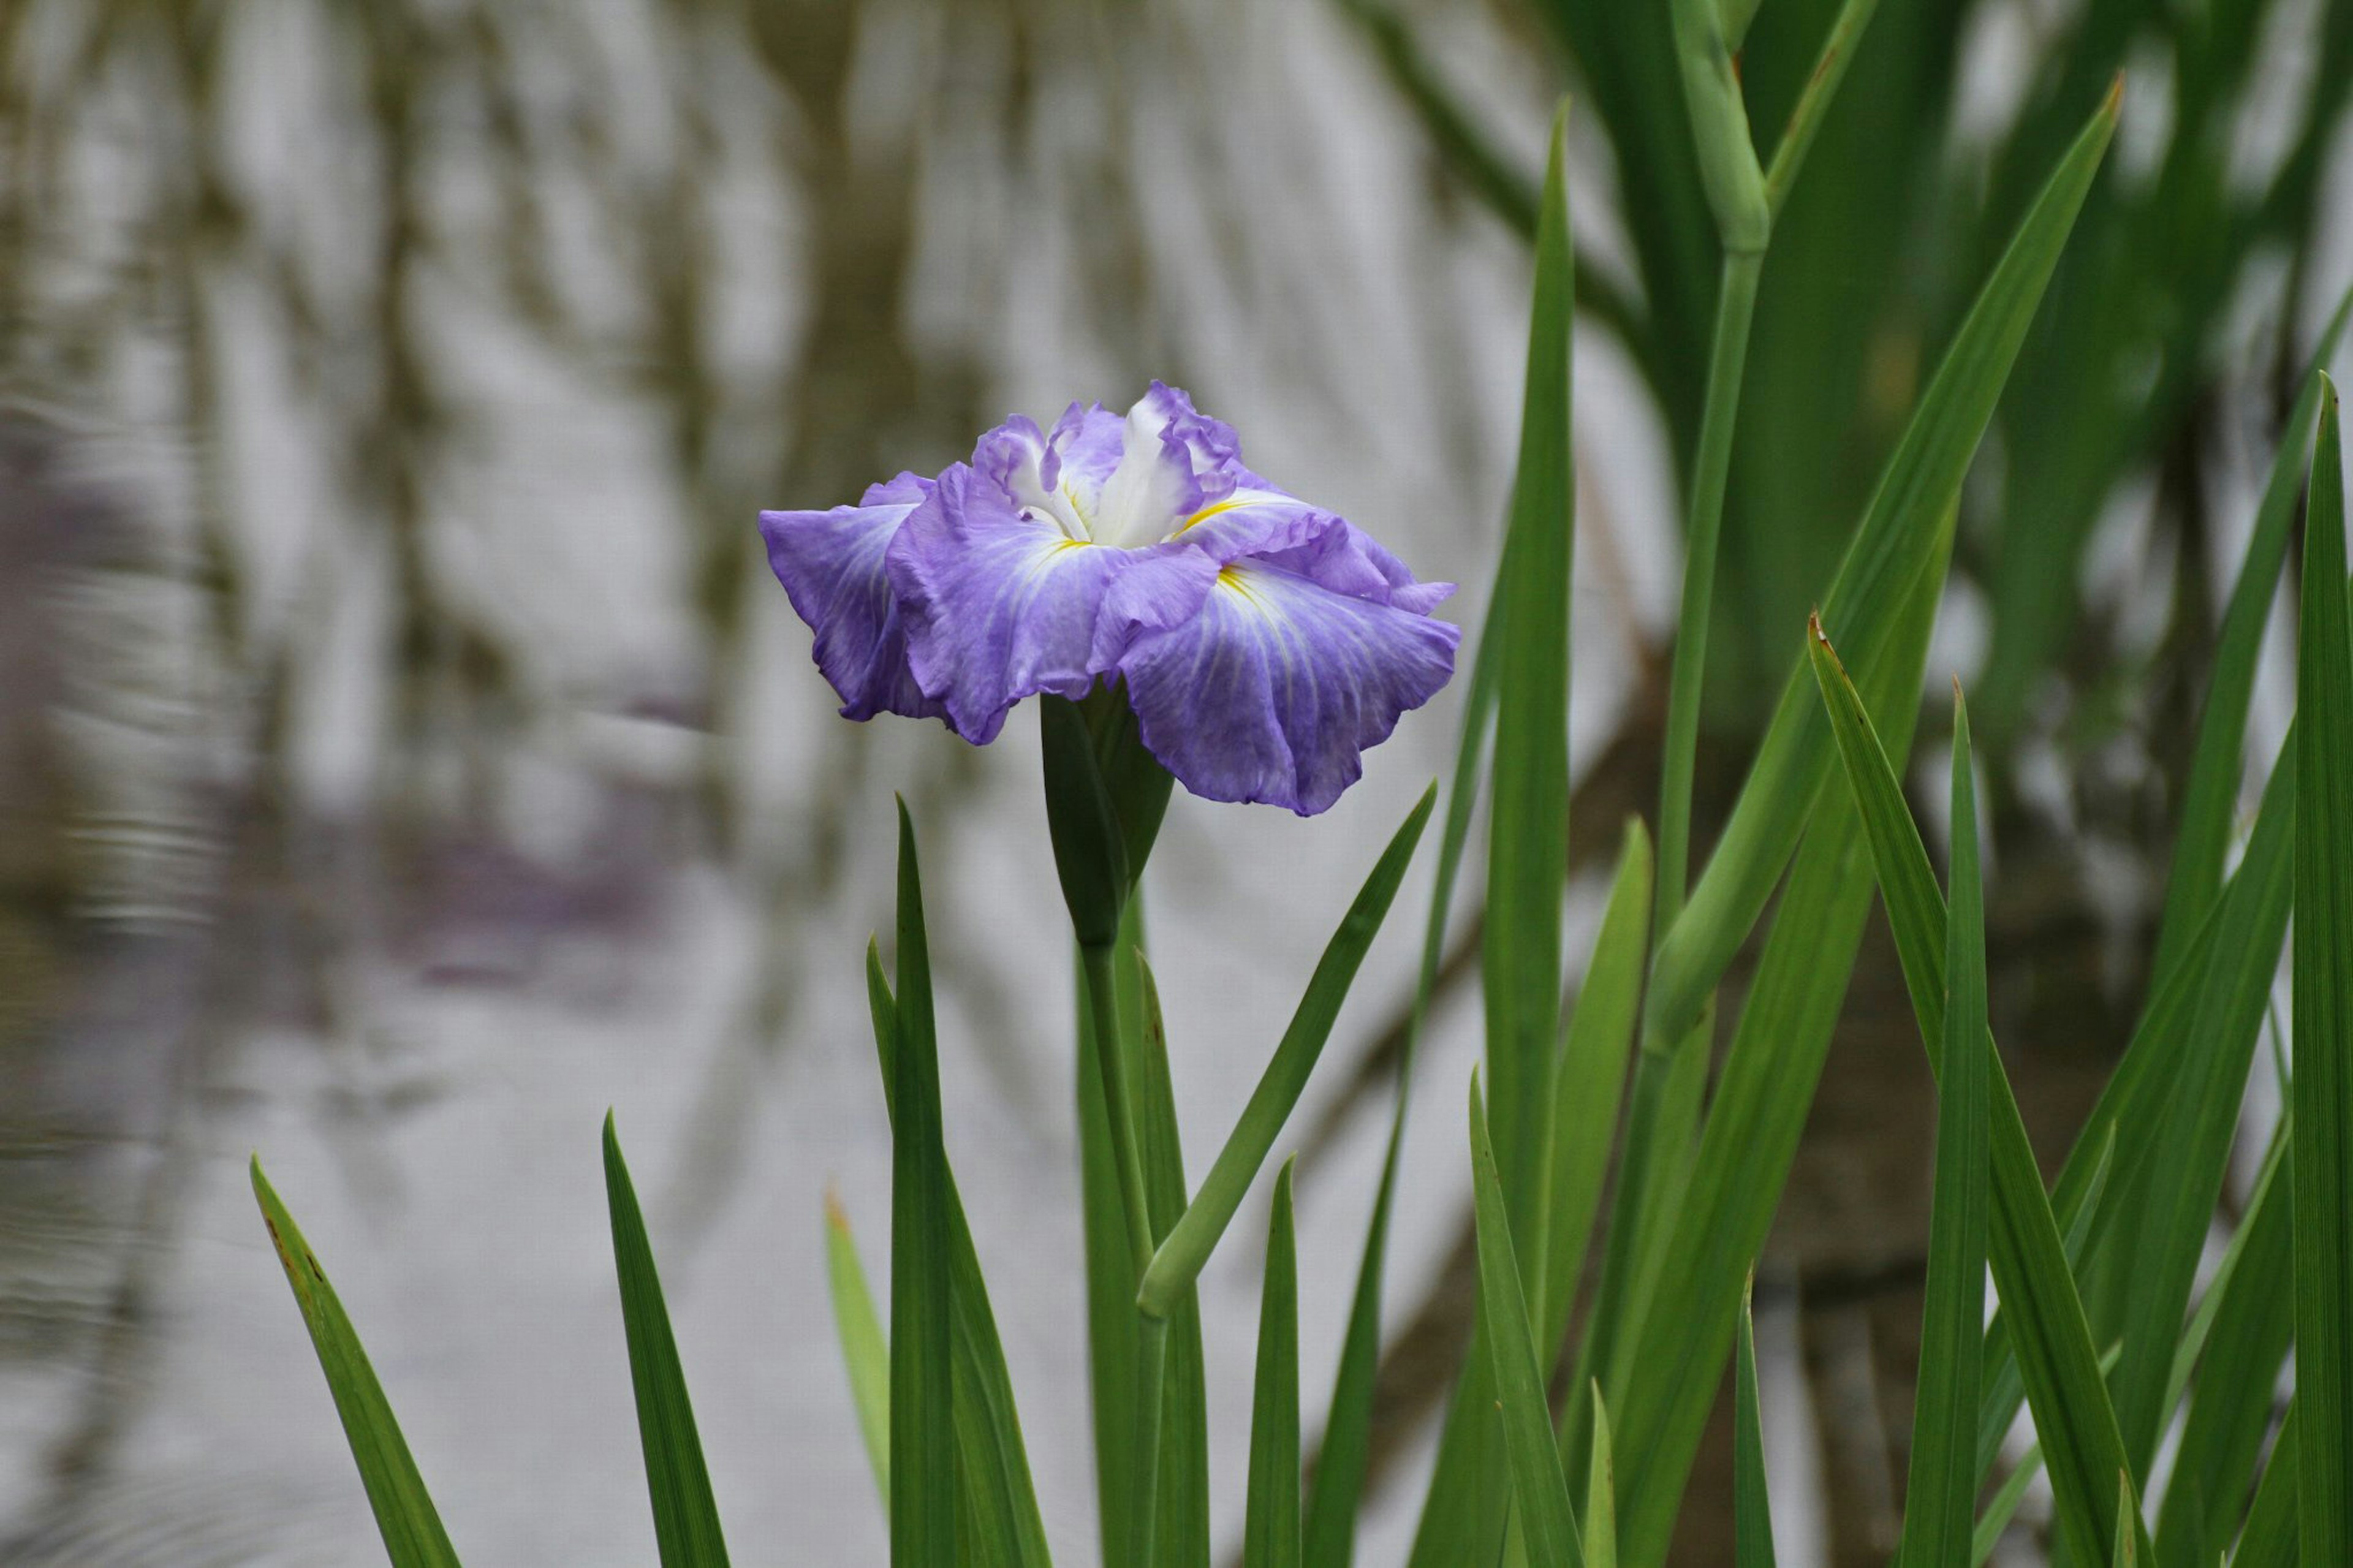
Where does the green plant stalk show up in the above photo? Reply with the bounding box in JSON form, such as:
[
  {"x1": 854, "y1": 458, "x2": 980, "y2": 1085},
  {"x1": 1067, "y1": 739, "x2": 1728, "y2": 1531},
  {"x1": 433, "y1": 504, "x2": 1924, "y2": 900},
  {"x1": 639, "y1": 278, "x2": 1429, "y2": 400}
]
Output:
[
  {"x1": 1646, "y1": 90, "x2": 2118, "y2": 1050},
  {"x1": 1131, "y1": 1312, "x2": 1171, "y2": 1568},
  {"x1": 1081, "y1": 939, "x2": 1155, "y2": 1281},
  {"x1": 1654, "y1": 248, "x2": 1763, "y2": 937},
  {"x1": 1668, "y1": 0, "x2": 1769, "y2": 254}
]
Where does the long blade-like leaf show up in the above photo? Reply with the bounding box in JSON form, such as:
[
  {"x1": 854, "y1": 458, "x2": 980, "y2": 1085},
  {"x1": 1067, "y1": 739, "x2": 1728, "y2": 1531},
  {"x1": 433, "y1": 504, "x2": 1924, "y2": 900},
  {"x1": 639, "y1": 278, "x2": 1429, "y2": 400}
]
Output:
[
  {"x1": 1538, "y1": 817, "x2": 1653, "y2": 1363},
  {"x1": 1138, "y1": 786, "x2": 1435, "y2": 1317},
  {"x1": 1132, "y1": 953, "x2": 1212, "y2": 1568},
  {"x1": 1304, "y1": 588, "x2": 1500, "y2": 1568},
  {"x1": 889, "y1": 800, "x2": 955, "y2": 1568},
  {"x1": 866, "y1": 944, "x2": 1053, "y2": 1568},
  {"x1": 1735, "y1": 1281, "x2": 1777, "y2": 1568},
  {"x1": 2152, "y1": 287, "x2": 2353, "y2": 977},
  {"x1": 1604, "y1": 517, "x2": 1949, "y2": 1564},
  {"x1": 1483, "y1": 97, "x2": 1576, "y2": 1257},
  {"x1": 251, "y1": 1160, "x2": 462, "y2": 1568},
  {"x1": 1585, "y1": 1389, "x2": 1618, "y2": 1568},
  {"x1": 605, "y1": 1116, "x2": 733, "y2": 1568},
  {"x1": 2293, "y1": 378, "x2": 2352, "y2": 1568},
  {"x1": 824, "y1": 1191, "x2": 890, "y2": 1503},
  {"x1": 1243, "y1": 1159, "x2": 1302, "y2": 1568},
  {"x1": 2156, "y1": 1118, "x2": 2294, "y2": 1567},
  {"x1": 1468, "y1": 1071, "x2": 1584, "y2": 1568},
  {"x1": 1647, "y1": 83, "x2": 2119, "y2": 1048},
  {"x1": 1900, "y1": 694, "x2": 1991, "y2": 1568},
  {"x1": 2233, "y1": 1401, "x2": 2298, "y2": 1568},
  {"x1": 1806, "y1": 625, "x2": 2151, "y2": 1564},
  {"x1": 2113, "y1": 744, "x2": 2296, "y2": 1474},
  {"x1": 1406, "y1": 95, "x2": 1577, "y2": 1568}
]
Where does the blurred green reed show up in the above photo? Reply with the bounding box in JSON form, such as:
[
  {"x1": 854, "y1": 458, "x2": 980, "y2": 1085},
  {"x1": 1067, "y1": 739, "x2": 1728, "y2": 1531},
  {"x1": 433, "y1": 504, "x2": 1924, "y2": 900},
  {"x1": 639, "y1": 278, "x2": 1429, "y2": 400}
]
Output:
[{"x1": 242, "y1": 2, "x2": 2351, "y2": 1565}]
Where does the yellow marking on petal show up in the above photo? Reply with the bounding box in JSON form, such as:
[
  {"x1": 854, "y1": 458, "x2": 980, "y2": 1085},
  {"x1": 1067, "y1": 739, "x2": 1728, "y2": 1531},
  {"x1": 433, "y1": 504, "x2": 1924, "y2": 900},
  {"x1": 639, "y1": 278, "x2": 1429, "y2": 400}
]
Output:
[
  {"x1": 1178, "y1": 497, "x2": 1253, "y2": 533},
  {"x1": 1216, "y1": 565, "x2": 1283, "y2": 620}
]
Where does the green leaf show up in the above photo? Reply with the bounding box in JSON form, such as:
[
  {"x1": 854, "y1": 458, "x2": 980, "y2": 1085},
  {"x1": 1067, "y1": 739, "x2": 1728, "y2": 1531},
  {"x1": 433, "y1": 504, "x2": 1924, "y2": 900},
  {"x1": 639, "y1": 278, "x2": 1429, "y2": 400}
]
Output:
[
  {"x1": 250, "y1": 1159, "x2": 461, "y2": 1568},
  {"x1": 2115, "y1": 1472, "x2": 2141, "y2": 1567},
  {"x1": 2155, "y1": 1117, "x2": 2294, "y2": 1568},
  {"x1": 1468, "y1": 1071, "x2": 1585, "y2": 1568},
  {"x1": 2111, "y1": 627, "x2": 2300, "y2": 1479},
  {"x1": 1760, "y1": 0, "x2": 1887, "y2": 216},
  {"x1": 604, "y1": 1115, "x2": 733, "y2": 1568},
  {"x1": 1735, "y1": 1281, "x2": 1776, "y2": 1568},
  {"x1": 888, "y1": 800, "x2": 955, "y2": 1568},
  {"x1": 1132, "y1": 952, "x2": 1213, "y2": 1568},
  {"x1": 1974, "y1": 714, "x2": 2291, "y2": 1485},
  {"x1": 1483, "y1": 97, "x2": 1577, "y2": 1260},
  {"x1": 1899, "y1": 693, "x2": 1991, "y2": 1568},
  {"x1": 1305, "y1": 539, "x2": 1502, "y2": 1568},
  {"x1": 1137, "y1": 785, "x2": 1435, "y2": 1318},
  {"x1": 1805, "y1": 625, "x2": 2150, "y2": 1565},
  {"x1": 1406, "y1": 97, "x2": 1576, "y2": 1568},
  {"x1": 1971, "y1": 1343, "x2": 2125, "y2": 1566},
  {"x1": 2108, "y1": 734, "x2": 2287, "y2": 1450},
  {"x1": 823, "y1": 1190, "x2": 890, "y2": 1503},
  {"x1": 1538, "y1": 817, "x2": 1654, "y2": 1361},
  {"x1": 865, "y1": 945, "x2": 1053, "y2": 1568},
  {"x1": 2294, "y1": 376, "x2": 2353, "y2": 1568},
  {"x1": 2233, "y1": 1401, "x2": 2298, "y2": 1568},
  {"x1": 1972, "y1": 1124, "x2": 2113, "y2": 1488},
  {"x1": 1585, "y1": 1388, "x2": 1618, "y2": 1568},
  {"x1": 1604, "y1": 518, "x2": 1949, "y2": 1566},
  {"x1": 1077, "y1": 912, "x2": 1142, "y2": 1568},
  {"x1": 1646, "y1": 84, "x2": 2119, "y2": 1048},
  {"x1": 1973, "y1": 1445, "x2": 2040, "y2": 1566},
  {"x1": 1243, "y1": 1159, "x2": 1302, "y2": 1568},
  {"x1": 2151, "y1": 290, "x2": 2353, "y2": 979}
]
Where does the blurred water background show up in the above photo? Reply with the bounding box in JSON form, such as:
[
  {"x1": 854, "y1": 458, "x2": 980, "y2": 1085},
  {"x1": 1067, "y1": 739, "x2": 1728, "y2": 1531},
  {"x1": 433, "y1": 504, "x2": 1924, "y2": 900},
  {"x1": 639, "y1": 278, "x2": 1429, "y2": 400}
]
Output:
[{"x1": 0, "y1": 0, "x2": 2346, "y2": 1563}]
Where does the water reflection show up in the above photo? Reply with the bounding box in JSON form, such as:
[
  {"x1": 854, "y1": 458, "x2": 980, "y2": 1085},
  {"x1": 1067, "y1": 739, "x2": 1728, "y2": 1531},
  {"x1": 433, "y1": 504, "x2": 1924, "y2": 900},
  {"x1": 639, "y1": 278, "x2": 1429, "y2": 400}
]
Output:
[{"x1": 0, "y1": 1, "x2": 1578, "y2": 1560}]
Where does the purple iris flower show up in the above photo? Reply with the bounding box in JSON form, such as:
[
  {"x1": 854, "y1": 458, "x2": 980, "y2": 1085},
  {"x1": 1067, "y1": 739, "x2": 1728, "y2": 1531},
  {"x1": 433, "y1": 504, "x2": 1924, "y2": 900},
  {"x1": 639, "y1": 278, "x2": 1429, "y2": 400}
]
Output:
[{"x1": 759, "y1": 384, "x2": 1461, "y2": 816}]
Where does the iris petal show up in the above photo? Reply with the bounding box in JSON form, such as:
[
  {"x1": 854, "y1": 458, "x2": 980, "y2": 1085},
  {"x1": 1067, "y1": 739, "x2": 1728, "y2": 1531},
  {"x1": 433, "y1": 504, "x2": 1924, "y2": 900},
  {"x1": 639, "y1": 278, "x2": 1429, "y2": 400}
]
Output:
[
  {"x1": 1116, "y1": 560, "x2": 1461, "y2": 815},
  {"x1": 888, "y1": 462, "x2": 1217, "y2": 743},
  {"x1": 757, "y1": 474, "x2": 945, "y2": 722}
]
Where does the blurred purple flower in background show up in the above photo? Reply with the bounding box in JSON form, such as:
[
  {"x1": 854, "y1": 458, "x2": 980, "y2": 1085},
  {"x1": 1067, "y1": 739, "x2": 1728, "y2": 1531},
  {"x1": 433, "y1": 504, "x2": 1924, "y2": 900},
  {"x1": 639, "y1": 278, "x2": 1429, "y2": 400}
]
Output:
[{"x1": 760, "y1": 384, "x2": 1460, "y2": 814}]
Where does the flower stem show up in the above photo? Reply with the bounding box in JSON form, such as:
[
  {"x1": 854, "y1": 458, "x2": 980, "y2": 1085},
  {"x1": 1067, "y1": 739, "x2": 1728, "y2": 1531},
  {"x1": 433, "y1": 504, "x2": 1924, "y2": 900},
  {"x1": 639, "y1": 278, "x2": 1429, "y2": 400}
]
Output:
[
  {"x1": 1080, "y1": 939, "x2": 1156, "y2": 1282},
  {"x1": 1654, "y1": 248, "x2": 1763, "y2": 941},
  {"x1": 1128, "y1": 1312, "x2": 1170, "y2": 1568}
]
